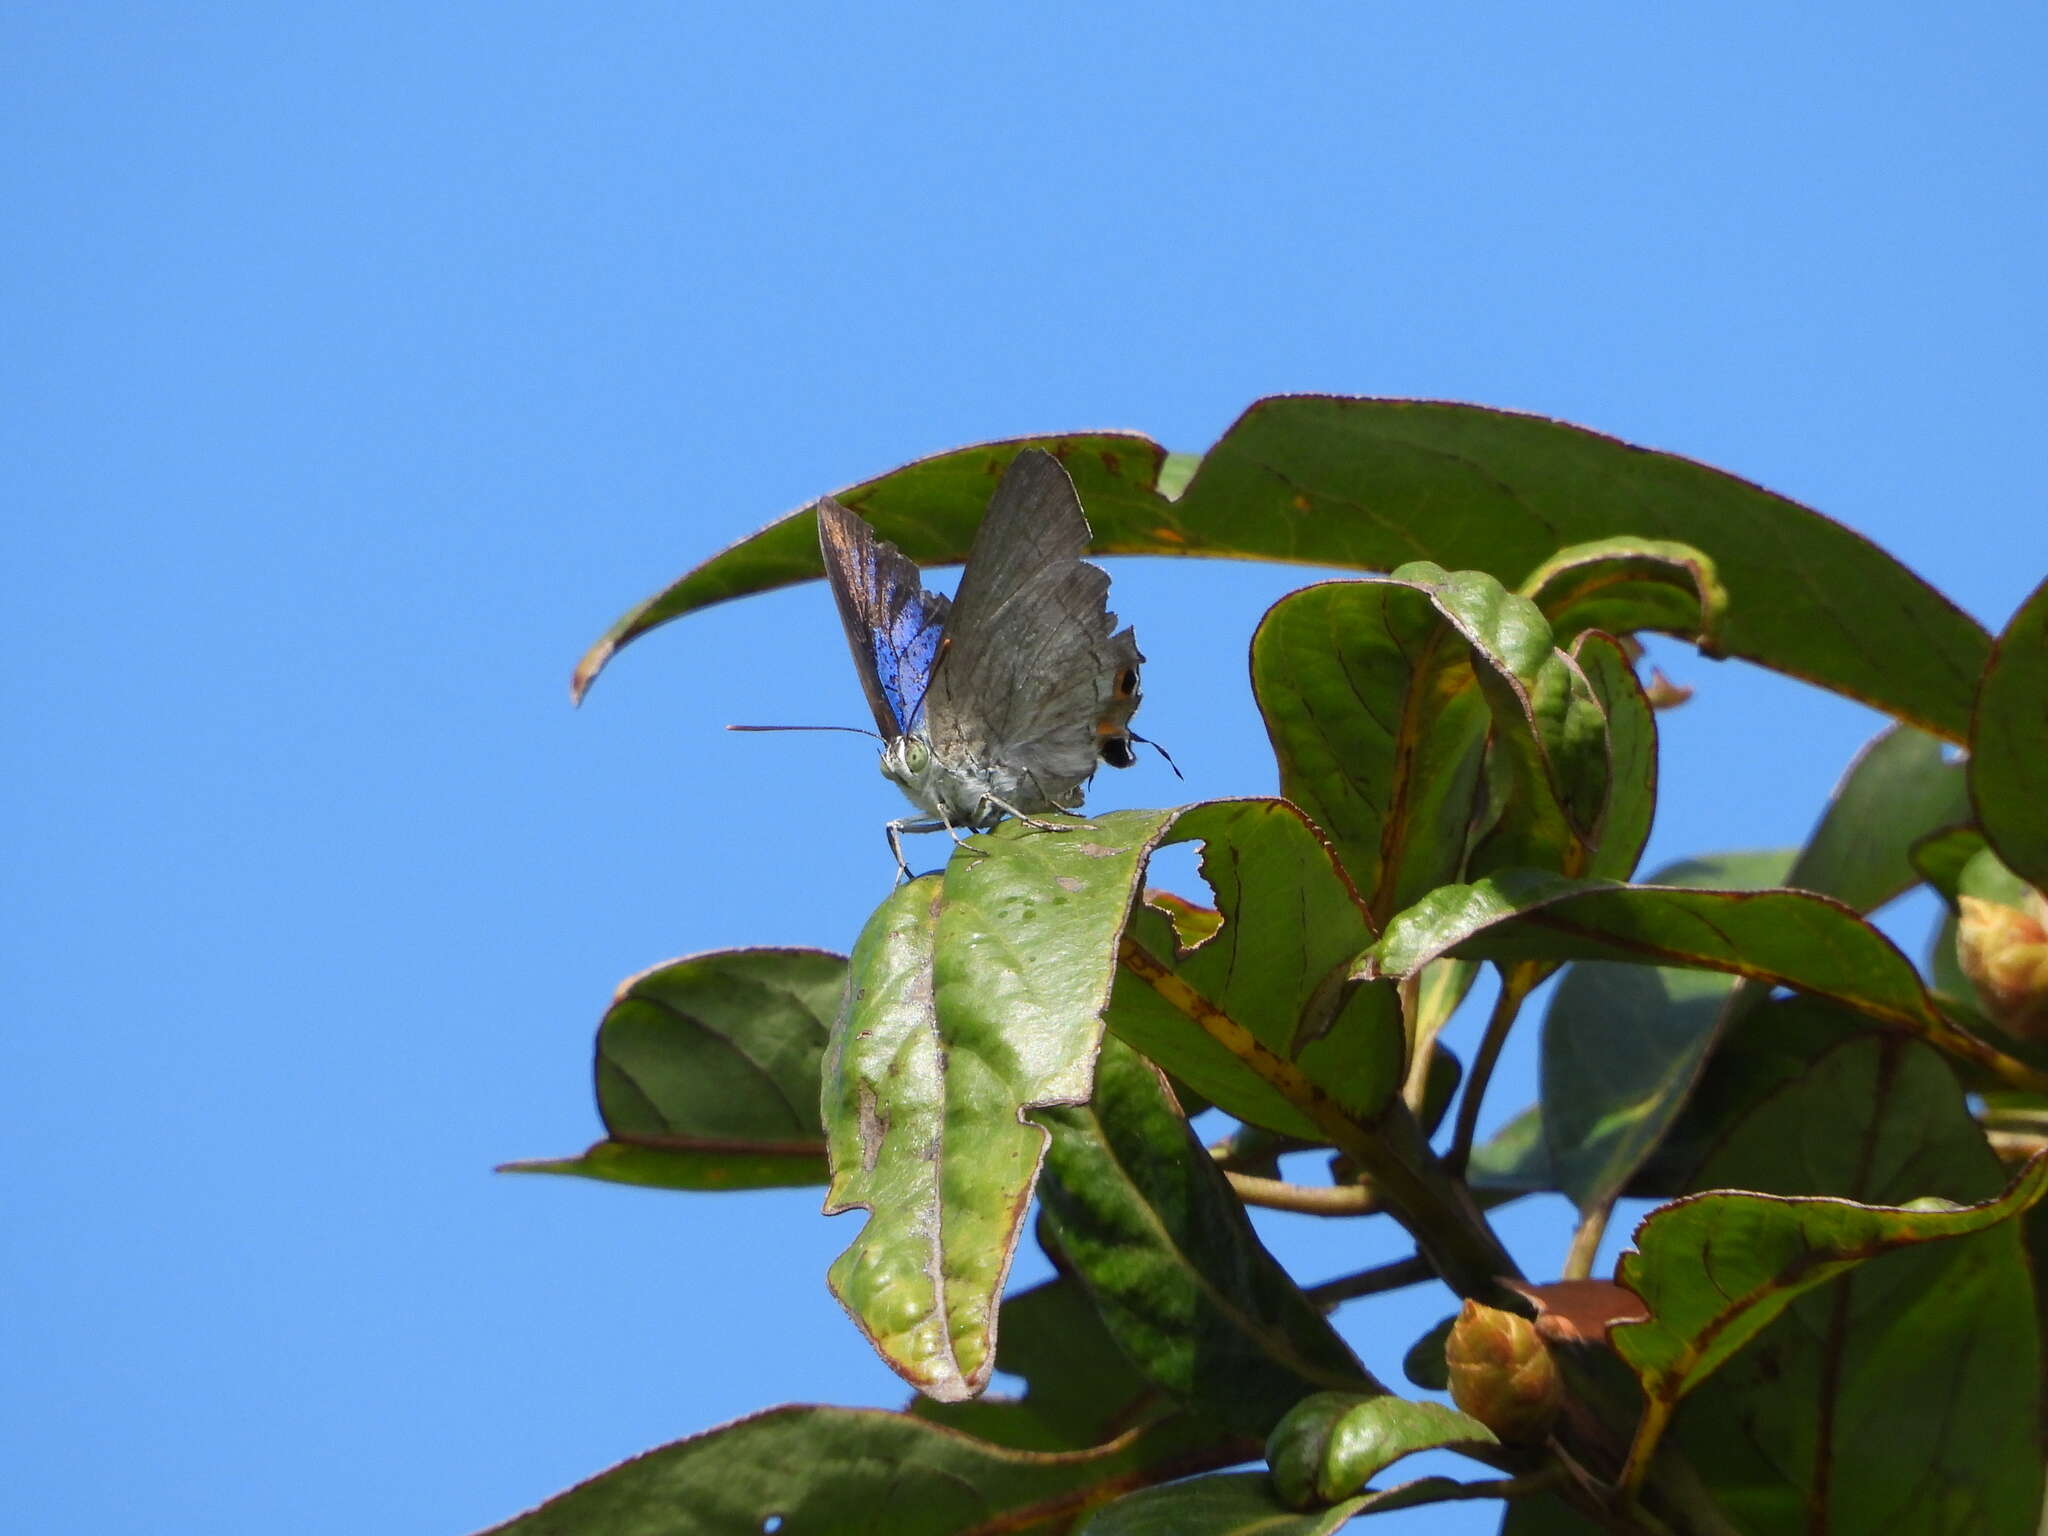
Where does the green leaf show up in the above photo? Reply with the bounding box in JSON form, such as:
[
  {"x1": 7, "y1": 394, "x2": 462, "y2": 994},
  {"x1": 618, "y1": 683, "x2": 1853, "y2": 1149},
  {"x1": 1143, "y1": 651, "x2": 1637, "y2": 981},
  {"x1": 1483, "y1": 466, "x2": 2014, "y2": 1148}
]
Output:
[
  {"x1": 1972, "y1": 576, "x2": 2048, "y2": 888},
  {"x1": 1534, "y1": 728, "x2": 1972, "y2": 1214},
  {"x1": 1400, "y1": 1316, "x2": 1456, "y2": 1392},
  {"x1": 910, "y1": 1275, "x2": 1170, "y2": 1453},
  {"x1": 1616, "y1": 1150, "x2": 2048, "y2": 1405},
  {"x1": 1183, "y1": 399, "x2": 1984, "y2": 739},
  {"x1": 575, "y1": 400, "x2": 1988, "y2": 742},
  {"x1": 1518, "y1": 536, "x2": 1728, "y2": 655},
  {"x1": 476, "y1": 1403, "x2": 1243, "y2": 1536},
  {"x1": 1781, "y1": 724, "x2": 1969, "y2": 915},
  {"x1": 1616, "y1": 996, "x2": 1861, "y2": 1200},
  {"x1": 1910, "y1": 824, "x2": 1987, "y2": 906},
  {"x1": 823, "y1": 811, "x2": 1181, "y2": 1401},
  {"x1": 571, "y1": 434, "x2": 1170, "y2": 701},
  {"x1": 1410, "y1": 956, "x2": 1480, "y2": 1062},
  {"x1": 1036, "y1": 1036, "x2": 1377, "y2": 1438},
  {"x1": 1498, "y1": 1491, "x2": 1606, "y2": 1534},
  {"x1": 1569, "y1": 631, "x2": 1657, "y2": 882},
  {"x1": 1646, "y1": 1034, "x2": 2046, "y2": 1532},
  {"x1": 1543, "y1": 966, "x2": 1753, "y2": 1216},
  {"x1": 1076, "y1": 1470, "x2": 1495, "y2": 1535},
  {"x1": 499, "y1": 1140, "x2": 828, "y2": 1192},
  {"x1": 1465, "y1": 647, "x2": 1589, "y2": 884},
  {"x1": 1535, "y1": 852, "x2": 1794, "y2": 1212},
  {"x1": 500, "y1": 948, "x2": 841, "y2": 1190},
  {"x1": 1248, "y1": 568, "x2": 1530, "y2": 923},
  {"x1": 1962, "y1": 845, "x2": 2037, "y2": 907},
  {"x1": 1266, "y1": 1392, "x2": 1497, "y2": 1509},
  {"x1": 1466, "y1": 1103, "x2": 1554, "y2": 1195},
  {"x1": 1108, "y1": 800, "x2": 1407, "y2": 1141},
  {"x1": 1364, "y1": 869, "x2": 2048, "y2": 1090}
]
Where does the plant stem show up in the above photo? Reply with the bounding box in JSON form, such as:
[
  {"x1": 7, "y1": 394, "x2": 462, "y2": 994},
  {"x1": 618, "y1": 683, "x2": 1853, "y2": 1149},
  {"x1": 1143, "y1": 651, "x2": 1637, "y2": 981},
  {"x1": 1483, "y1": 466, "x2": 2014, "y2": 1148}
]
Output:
[
  {"x1": 1119, "y1": 935, "x2": 1523, "y2": 1295},
  {"x1": 1225, "y1": 1172, "x2": 1380, "y2": 1215},
  {"x1": 1338, "y1": 1098, "x2": 1525, "y2": 1299},
  {"x1": 1397, "y1": 970, "x2": 1433, "y2": 1119},
  {"x1": 1617, "y1": 1396, "x2": 1675, "y2": 1498},
  {"x1": 1303, "y1": 1252, "x2": 1436, "y2": 1307},
  {"x1": 1562, "y1": 1196, "x2": 1614, "y2": 1281},
  {"x1": 1446, "y1": 962, "x2": 1541, "y2": 1172},
  {"x1": 1225, "y1": 1168, "x2": 1527, "y2": 1219}
]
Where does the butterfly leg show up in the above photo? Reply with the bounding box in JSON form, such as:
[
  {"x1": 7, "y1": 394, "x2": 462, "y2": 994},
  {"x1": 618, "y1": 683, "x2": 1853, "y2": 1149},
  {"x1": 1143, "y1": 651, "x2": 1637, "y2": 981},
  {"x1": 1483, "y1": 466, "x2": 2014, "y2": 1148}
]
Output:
[
  {"x1": 935, "y1": 807, "x2": 996, "y2": 869},
  {"x1": 885, "y1": 817, "x2": 949, "y2": 882},
  {"x1": 981, "y1": 793, "x2": 1094, "y2": 836}
]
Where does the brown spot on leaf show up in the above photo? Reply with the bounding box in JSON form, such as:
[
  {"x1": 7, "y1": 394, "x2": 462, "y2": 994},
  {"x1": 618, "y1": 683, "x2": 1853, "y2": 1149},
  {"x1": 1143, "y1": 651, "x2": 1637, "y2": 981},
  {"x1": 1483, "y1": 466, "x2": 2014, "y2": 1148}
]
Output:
[
  {"x1": 1100, "y1": 450, "x2": 1122, "y2": 476},
  {"x1": 1055, "y1": 876, "x2": 1084, "y2": 892},
  {"x1": 1149, "y1": 525, "x2": 1187, "y2": 545},
  {"x1": 855, "y1": 1084, "x2": 886, "y2": 1173}
]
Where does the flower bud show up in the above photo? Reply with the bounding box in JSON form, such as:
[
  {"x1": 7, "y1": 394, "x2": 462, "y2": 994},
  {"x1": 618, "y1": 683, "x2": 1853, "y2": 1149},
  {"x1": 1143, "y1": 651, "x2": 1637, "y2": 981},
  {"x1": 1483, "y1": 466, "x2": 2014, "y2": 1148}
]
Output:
[
  {"x1": 1958, "y1": 891, "x2": 2048, "y2": 1040},
  {"x1": 1443, "y1": 1300, "x2": 1562, "y2": 1443}
]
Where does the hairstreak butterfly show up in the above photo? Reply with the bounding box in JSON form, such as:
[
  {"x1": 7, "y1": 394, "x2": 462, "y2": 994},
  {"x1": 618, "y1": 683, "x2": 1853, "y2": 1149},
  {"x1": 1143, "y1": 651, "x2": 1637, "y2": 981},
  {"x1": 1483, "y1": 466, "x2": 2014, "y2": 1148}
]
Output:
[{"x1": 814, "y1": 449, "x2": 1152, "y2": 875}]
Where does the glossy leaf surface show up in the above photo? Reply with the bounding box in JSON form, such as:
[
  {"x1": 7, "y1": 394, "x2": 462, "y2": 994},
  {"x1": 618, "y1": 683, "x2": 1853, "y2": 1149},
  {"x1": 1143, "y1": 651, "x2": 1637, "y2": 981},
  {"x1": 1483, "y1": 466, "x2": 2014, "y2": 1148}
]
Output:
[
  {"x1": 1366, "y1": 870, "x2": 1989, "y2": 1061},
  {"x1": 1534, "y1": 725, "x2": 1973, "y2": 1212},
  {"x1": 1782, "y1": 724, "x2": 1968, "y2": 915},
  {"x1": 572, "y1": 434, "x2": 1168, "y2": 700},
  {"x1": 1465, "y1": 1104, "x2": 1553, "y2": 1195},
  {"x1": 1535, "y1": 852, "x2": 1793, "y2": 1213},
  {"x1": 1972, "y1": 576, "x2": 2048, "y2": 890},
  {"x1": 574, "y1": 398, "x2": 1986, "y2": 741},
  {"x1": 478, "y1": 1403, "x2": 1237, "y2": 1536},
  {"x1": 1076, "y1": 1470, "x2": 1489, "y2": 1535},
  {"x1": 1517, "y1": 536, "x2": 1727, "y2": 655},
  {"x1": 911, "y1": 1276, "x2": 1170, "y2": 1453},
  {"x1": 1465, "y1": 647, "x2": 1591, "y2": 883},
  {"x1": 822, "y1": 812, "x2": 1180, "y2": 1400},
  {"x1": 1037, "y1": 1037, "x2": 1375, "y2": 1438},
  {"x1": 1570, "y1": 631, "x2": 1657, "y2": 882},
  {"x1": 1107, "y1": 800, "x2": 1406, "y2": 1140},
  {"x1": 1617, "y1": 1151, "x2": 2048, "y2": 1404},
  {"x1": 1648, "y1": 1035, "x2": 2046, "y2": 1532},
  {"x1": 1248, "y1": 568, "x2": 1532, "y2": 922},
  {"x1": 502, "y1": 948, "x2": 841, "y2": 1190},
  {"x1": 1265, "y1": 1390, "x2": 1496, "y2": 1508}
]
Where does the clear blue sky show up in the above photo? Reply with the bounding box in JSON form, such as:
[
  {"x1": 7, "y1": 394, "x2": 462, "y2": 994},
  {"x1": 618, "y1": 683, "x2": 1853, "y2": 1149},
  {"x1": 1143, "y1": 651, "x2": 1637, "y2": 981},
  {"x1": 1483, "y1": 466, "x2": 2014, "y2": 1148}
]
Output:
[{"x1": 7, "y1": 6, "x2": 2043, "y2": 1533}]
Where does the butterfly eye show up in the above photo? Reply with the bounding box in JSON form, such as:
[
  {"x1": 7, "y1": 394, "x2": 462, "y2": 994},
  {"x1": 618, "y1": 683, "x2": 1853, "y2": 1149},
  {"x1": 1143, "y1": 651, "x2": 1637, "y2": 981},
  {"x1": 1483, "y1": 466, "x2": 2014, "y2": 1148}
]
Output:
[{"x1": 899, "y1": 740, "x2": 931, "y2": 775}]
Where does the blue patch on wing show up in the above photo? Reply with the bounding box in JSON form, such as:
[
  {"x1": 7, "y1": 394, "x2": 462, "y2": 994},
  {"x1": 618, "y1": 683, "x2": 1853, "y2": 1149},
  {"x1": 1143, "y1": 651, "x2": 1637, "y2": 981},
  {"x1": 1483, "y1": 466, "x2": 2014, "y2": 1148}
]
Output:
[{"x1": 870, "y1": 584, "x2": 946, "y2": 734}]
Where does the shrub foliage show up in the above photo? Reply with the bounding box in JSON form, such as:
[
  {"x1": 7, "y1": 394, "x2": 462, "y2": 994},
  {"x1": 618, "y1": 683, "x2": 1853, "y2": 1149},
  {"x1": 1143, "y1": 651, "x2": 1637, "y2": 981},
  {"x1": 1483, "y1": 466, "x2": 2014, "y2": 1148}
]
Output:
[{"x1": 496, "y1": 397, "x2": 2048, "y2": 1535}]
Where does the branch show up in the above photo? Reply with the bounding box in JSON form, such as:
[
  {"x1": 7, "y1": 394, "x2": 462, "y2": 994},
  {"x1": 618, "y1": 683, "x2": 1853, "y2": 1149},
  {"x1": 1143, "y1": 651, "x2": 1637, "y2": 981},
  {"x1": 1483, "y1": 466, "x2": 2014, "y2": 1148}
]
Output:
[
  {"x1": 1447, "y1": 961, "x2": 1542, "y2": 1172},
  {"x1": 1225, "y1": 1171, "x2": 1382, "y2": 1215},
  {"x1": 1303, "y1": 1252, "x2": 1436, "y2": 1307}
]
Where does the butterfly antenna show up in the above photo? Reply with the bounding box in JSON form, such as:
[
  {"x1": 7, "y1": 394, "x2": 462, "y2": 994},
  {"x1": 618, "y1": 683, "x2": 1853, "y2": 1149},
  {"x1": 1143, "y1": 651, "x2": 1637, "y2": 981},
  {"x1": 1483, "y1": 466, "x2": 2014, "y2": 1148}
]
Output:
[
  {"x1": 1129, "y1": 730, "x2": 1184, "y2": 781},
  {"x1": 726, "y1": 724, "x2": 884, "y2": 740}
]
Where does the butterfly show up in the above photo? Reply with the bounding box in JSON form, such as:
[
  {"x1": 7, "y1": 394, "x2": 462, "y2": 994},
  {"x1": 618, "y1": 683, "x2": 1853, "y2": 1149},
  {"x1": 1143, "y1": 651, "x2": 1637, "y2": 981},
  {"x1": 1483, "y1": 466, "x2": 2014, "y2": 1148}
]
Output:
[{"x1": 815, "y1": 448, "x2": 1149, "y2": 875}]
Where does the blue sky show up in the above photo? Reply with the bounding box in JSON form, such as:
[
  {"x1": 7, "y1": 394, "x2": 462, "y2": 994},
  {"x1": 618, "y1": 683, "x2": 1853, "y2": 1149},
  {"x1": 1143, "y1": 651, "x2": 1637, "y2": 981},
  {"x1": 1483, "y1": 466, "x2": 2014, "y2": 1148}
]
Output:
[{"x1": 7, "y1": 6, "x2": 2044, "y2": 1533}]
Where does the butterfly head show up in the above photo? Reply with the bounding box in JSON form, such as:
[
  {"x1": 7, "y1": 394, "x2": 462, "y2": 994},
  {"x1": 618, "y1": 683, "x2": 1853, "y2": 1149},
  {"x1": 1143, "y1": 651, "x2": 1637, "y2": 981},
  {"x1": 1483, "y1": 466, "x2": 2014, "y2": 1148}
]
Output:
[{"x1": 879, "y1": 734, "x2": 933, "y2": 794}]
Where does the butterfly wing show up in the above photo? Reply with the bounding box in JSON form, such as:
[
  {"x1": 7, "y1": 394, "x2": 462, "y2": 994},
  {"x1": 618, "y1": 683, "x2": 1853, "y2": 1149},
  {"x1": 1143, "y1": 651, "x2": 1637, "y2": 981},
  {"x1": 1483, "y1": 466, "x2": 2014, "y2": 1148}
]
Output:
[
  {"x1": 921, "y1": 450, "x2": 1144, "y2": 802},
  {"x1": 817, "y1": 496, "x2": 951, "y2": 739}
]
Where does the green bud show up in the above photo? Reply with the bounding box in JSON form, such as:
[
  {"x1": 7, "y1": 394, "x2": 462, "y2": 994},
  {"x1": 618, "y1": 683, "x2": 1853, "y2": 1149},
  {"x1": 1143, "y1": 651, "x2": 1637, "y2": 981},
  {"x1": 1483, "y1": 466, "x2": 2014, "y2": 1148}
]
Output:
[
  {"x1": 1958, "y1": 891, "x2": 2048, "y2": 1040},
  {"x1": 1443, "y1": 1300, "x2": 1561, "y2": 1443}
]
